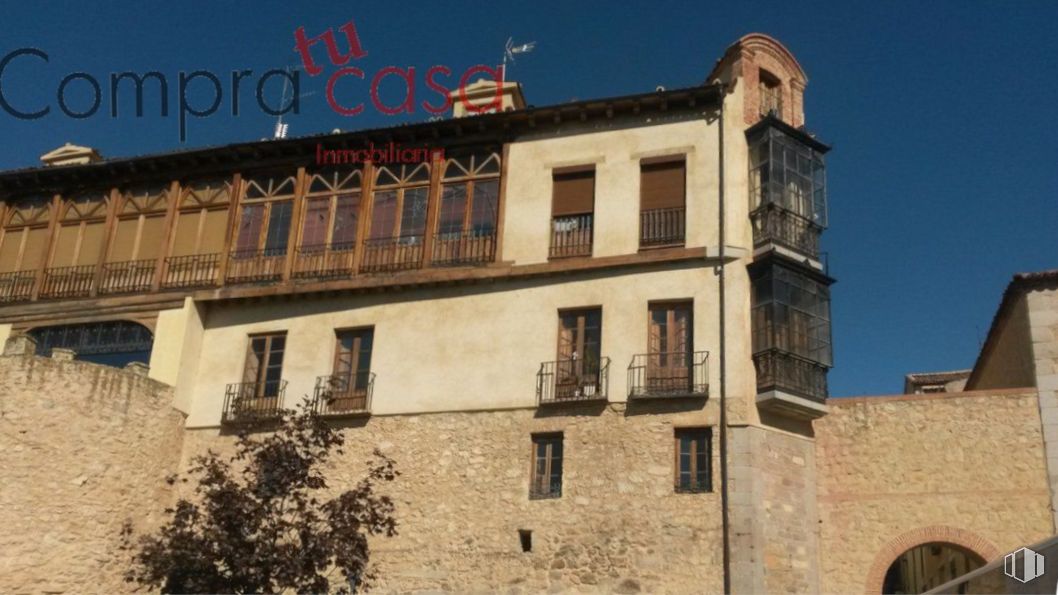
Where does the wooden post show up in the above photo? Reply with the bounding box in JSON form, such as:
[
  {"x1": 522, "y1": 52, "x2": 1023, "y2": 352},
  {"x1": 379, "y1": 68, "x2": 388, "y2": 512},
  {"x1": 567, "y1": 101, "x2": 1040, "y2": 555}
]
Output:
[
  {"x1": 352, "y1": 160, "x2": 374, "y2": 275},
  {"x1": 90, "y1": 187, "x2": 122, "y2": 297},
  {"x1": 282, "y1": 167, "x2": 307, "y2": 282},
  {"x1": 421, "y1": 152, "x2": 443, "y2": 267},
  {"x1": 216, "y1": 173, "x2": 241, "y2": 286},
  {"x1": 152, "y1": 180, "x2": 182, "y2": 291},
  {"x1": 32, "y1": 194, "x2": 63, "y2": 300}
]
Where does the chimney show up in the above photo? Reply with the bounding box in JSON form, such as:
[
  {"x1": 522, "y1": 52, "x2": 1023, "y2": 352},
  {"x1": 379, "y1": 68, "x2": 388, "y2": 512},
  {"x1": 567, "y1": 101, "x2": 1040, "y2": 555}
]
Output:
[
  {"x1": 449, "y1": 79, "x2": 526, "y2": 118},
  {"x1": 39, "y1": 143, "x2": 103, "y2": 167}
]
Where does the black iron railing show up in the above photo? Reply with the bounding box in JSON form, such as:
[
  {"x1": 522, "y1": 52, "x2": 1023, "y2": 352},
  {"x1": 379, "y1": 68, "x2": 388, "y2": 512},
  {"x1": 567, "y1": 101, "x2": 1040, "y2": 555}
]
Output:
[
  {"x1": 39, "y1": 265, "x2": 95, "y2": 299},
  {"x1": 639, "y1": 207, "x2": 686, "y2": 248},
  {"x1": 162, "y1": 253, "x2": 220, "y2": 289},
  {"x1": 750, "y1": 203, "x2": 821, "y2": 258},
  {"x1": 0, "y1": 270, "x2": 36, "y2": 302},
  {"x1": 293, "y1": 244, "x2": 356, "y2": 279},
  {"x1": 628, "y1": 351, "x2": 709, "y2": 398},
  {"x1": 221, "y1": 380, "x2": 287, "y2": 424},
  {"x1": 537, "y1": 357, "x2": 610, "y2": 404},
  {"x1": 753, "y1": 349, "x2": 828, "y2": 402},
  {"x1": 549, "y1": 214, "x2": 593, "y2": 258},
  {"x1": 312, "y1": 373, "x2": 374, "y2": 416},
  {"x1": 360, "y1": 235, "x2": 424, "y2": 273},
  {"x1": 99, "y1": 259, "x2": 156, "y2": 294},
  {"x1": 226, "y1": 249, "x2": 286, "y2": 284},
  {"x1": 432, "y1": 230, "x2": 497, "y2": 266}
]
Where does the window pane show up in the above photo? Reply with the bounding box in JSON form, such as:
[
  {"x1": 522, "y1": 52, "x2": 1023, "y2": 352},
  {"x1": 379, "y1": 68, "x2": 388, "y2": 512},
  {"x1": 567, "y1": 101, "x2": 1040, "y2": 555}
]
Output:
[
  {"x1": 400, "y1": 187, "x2": 429, "y2": 237},
  {"x1": 331, "y1": 193, "x2": 360, "y2": 249},
  {"x1": 301, "y1": 198, "x2": 330, "y2": 249},
  {"x1": 369, "y1": 190, "x2": 398, "y2": 239},
  {"x1": 236, "y1": 205, "x2": 264, "y2": 251},
  {"x1": 264, "y1": 202, "x2": 293, "y2": 255},
  {"x1": 470, "y1": 179, "x2": 499, "y2": 234},
  {"x1": 438, "y1": 183, "x2": 467, "y2": 236}
]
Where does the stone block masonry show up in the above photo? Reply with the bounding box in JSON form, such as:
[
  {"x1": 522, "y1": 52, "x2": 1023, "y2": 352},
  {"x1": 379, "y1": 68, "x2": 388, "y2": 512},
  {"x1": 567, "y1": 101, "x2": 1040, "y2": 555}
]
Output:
[{"x1": 0, "y1": 353, "x2": 186, "y2": 594}]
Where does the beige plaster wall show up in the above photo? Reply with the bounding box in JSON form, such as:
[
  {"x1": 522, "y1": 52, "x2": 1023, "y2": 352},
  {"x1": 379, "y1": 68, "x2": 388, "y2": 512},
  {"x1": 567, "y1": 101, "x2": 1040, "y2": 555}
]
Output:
[
  {"x1": 502, "y1": 119, "x2": 721, "y2": 265},
  {"x1": 0, "y1": 322, "x2": 11, "y2": 352},
  {"x1": 148, "y1": 297, "x2": 206, "y2": 413},
  {"x1": 0, "y1": 352, "x2": 186, "y2": 594},
  {"x1": 186, "y1": 264, "x2": 726, "y2": 427},
  {"x1": 971, "y1": 293, "x2": 1037, "y2": 390},
  {"x1": 815, "y1": 390, "x2": 1052, "y2": 594},
  {"x1": 181, "y1": 403, "x2": 724, "y2": 594},
  {"x1": 1026, "y1": 286, "x2": 1058, "y2": 530}
]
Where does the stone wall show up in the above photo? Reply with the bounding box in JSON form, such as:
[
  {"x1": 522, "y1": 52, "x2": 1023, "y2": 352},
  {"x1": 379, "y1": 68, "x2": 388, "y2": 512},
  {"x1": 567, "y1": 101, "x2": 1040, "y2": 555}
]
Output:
[
  {"x1": 0, "y1": 352, "x2": 185, "y2": 594},
  {"x1": 814, "y1": 389, "x2": 1053, "y2": 594},
  {"x1": 728, "y1": 423, "x2": 819, "y2": 594},
  {"x1": 1027, "y1": 286, "x2": 1058, "y2": 529},
  {"x1": 181, "y1": 401, "x2": 724, "y2": 594}
]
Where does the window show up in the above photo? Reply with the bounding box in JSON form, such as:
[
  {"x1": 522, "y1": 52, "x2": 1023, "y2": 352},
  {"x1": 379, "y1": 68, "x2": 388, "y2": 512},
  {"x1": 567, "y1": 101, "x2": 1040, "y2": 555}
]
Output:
[
  {"x1": 675, "y1": 428, "x2": 712, "y2": 493},
  {"x1": 329, "y1": 328, "x2": 374, "y2": 411},
  {"x1": 639, "y1": 157, "x2": 686, "y2": 247},
  {"x1": 362, "y1": 164, "x2": 430, "y2": 271},
  {"x1": 235, "y1": 172, "x2": 298, "y2": 257},
  {"x1": 751, "y1": 264, "x2": 832, "y2": 366},
  {"x1": 759, "y1": 69, "x2": 783, "y2": 118},
  {"x1": 550, "y1": 167, "x2": 595, "y2": 258},
  {"x1": 299, "y1": 168, "x2": 362, "y2": 252},
  {"x1": 648, "y1": 301, "x2": 693, "y2": 391},
  {"x1": 556, "y1": 308, "x2": 603, "y2": 398},
  {"x1": 530, "y1": 434, "x2": 563, "y2": 499},
  {"x1": 243, "y1": 332, "x2": 286, "y2": 399}
]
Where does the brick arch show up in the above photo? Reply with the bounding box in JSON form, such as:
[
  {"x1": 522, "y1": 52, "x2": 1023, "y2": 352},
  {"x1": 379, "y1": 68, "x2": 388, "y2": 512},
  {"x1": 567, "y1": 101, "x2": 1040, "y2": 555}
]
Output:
[{"x1": 865, "y1": 525, "x2": 1000, "y2": 594}]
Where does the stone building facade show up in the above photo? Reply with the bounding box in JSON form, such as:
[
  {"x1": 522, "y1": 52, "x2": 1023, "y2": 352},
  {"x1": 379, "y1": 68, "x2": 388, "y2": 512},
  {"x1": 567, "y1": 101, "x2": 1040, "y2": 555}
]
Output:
[{"x1": 0, "y1": 31, "x2": 1056, "y2": 594}]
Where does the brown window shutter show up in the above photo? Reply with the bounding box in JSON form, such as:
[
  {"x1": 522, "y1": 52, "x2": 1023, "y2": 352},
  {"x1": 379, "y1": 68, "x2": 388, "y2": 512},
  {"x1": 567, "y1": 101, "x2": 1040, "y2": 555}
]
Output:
[
  {"x1": 552, "y1": 169, "x2": 595, "y2": 216},
  {"x1": 640, "y1": 159, "x2": 686, "y2": 211}
]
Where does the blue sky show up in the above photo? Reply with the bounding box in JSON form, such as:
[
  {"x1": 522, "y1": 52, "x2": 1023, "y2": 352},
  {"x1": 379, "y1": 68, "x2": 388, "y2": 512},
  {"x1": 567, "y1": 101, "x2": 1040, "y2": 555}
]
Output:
[{"x1": 1, "y1": 1, "x2": 1056, "y2": 396}]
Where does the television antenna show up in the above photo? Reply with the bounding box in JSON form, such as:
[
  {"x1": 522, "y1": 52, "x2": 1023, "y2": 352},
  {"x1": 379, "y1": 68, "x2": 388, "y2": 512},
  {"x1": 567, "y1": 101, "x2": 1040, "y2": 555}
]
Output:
[
  {"x1": 272, "y1": 64, "x2": 316, "y2": 139},
  {"x1": 502, "y1": 38, "x2": 536, "y2": 82}
]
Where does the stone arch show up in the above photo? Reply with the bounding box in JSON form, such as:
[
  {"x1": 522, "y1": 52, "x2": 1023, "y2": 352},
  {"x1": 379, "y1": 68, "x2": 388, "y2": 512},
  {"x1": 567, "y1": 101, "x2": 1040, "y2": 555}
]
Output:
[{"x1": 865, "y1": 525, "x2": 1000, "y2": 594}]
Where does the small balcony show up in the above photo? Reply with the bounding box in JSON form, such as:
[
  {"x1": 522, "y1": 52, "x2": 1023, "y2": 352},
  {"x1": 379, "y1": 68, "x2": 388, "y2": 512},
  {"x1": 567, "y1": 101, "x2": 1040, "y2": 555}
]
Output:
[
  {"x1": 753, "y1": 349, "x2": 828, "y2": 418},
  {"x1": 537, "y1": 357, "x2": 610, "y2": 405},
  {"x1": 162, "y1": 253, "x2": 220, "y2": 289},
  {"x1": 750, "y1": 203, "x2": 821, "y2": 258},
  {"x1": 549, "y1": 214, "x2": 593, "y2": 259},
  {"x1": 0, "y1": 271, "x2": 36, "y2": 303},
  {"x1": 221, "y1": 380, "x2": 287, "y2": 425},
  {"x1": 639, "y1": 207, "x2": 686, "y2": 248},
  {"x1": 226, "y1": 249, "x2": 286, "y2": 284},
  {"x1": 293, "y1": 244, "x2": 355, "y2": 279},
  {"x1": 312, "y1": 373, "x2": 374, "y2": 417},
  {"x1": 360, "y1": 235, "x2": 424, "y2": 273},
  {"x1": 432, "y1": 230, "x2": 497, "y2": 266},
  {"x1": 628, "y1": 351, "x2": 709, "y2": 399},
  {"x1": 39, "y1": 265, "x2": 95, "y2": 299},
  {"x1": 99, "y1": 259, "x2": 156, "y2": 294}
]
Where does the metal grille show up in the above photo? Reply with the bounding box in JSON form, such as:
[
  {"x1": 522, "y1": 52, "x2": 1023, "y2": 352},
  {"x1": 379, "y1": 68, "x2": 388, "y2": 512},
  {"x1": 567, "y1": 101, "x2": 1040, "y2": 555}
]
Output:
[{"x1": 29, "y1": 321, "x2": 154, "y2": 357}]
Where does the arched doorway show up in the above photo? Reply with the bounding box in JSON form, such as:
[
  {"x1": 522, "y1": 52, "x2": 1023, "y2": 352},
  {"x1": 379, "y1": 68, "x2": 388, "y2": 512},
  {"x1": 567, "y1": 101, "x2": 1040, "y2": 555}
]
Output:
[
  {"x1": 881, "y1": 542, "x2": 985, "y2": 593},
  {"x1": 28, "y1": 320, "x2": 154, "y2": 369}
]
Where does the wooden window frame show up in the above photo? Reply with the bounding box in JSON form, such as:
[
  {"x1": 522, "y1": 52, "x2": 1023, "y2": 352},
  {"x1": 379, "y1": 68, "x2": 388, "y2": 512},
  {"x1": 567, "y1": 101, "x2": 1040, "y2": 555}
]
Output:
[
  {"x1": 674, "y1": 427, "x2": 712, "y2": 493},
  {"x1": 298, "y1": 168, "x2": 363, "y2": 251},
  {"x1": 530, "y1": 432, "x2": 564, "y2": 500},
  {"x1": 243, "y1": 331, "x2": 287, "y2": 398},
  {"x1": 437, "y1": 154, "x2": 501, "y2": 237},
  {"x1": 331, "y1": 326, "x2": 374, "y2": 391}
]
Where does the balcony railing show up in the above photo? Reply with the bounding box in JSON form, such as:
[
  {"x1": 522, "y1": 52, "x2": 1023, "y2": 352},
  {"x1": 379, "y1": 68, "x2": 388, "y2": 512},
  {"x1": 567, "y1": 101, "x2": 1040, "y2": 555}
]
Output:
[
  {"x1": 226, "y1": 249, "x2": 286, "y2": 284},
  {"x1": 360, "y1": 235, "x2": 424, "y2": 273},
  {"x1": 293, "y1": 244, "x2": 355, "y2": 279},
  {"x1": 549, "y1": 214, "x2": 593, "y2": 258},
  {"x1": 628, "y1": 351, "x2": 709, "y2": 398},
  {"x1": 99, "y1": 259, "x2": 156, "y2": 294},
  {"x1": 639, "y1": 207, "x2": 686, "y2": 248},
  {"x1": 753, "y1": 349, "x2": 828, "y2": 402},
  {"x1": 537, "y1": 356, "x2": 610, "y2": 405},
  {"x1": 221, "y1": 380, "x2": 287, "y2": 424},
  {"x1": 750, "y1": 204, "x2": 821, "y2": 258},
  {"x1": 0, "y1": 271, "x2": 36, "y2": 302},
  {"x1": 312, "y1": 373, "x2": 374, "y2": 416},
  {"x1": 161, "y1": 253, "x2": 220, "y2": 289},
  {"x1": 432, "y1": 230, "x2": 497, "y2": 266},
  {"x1": 39, "y1": 265, "x2": 95, "y2": 299}
]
